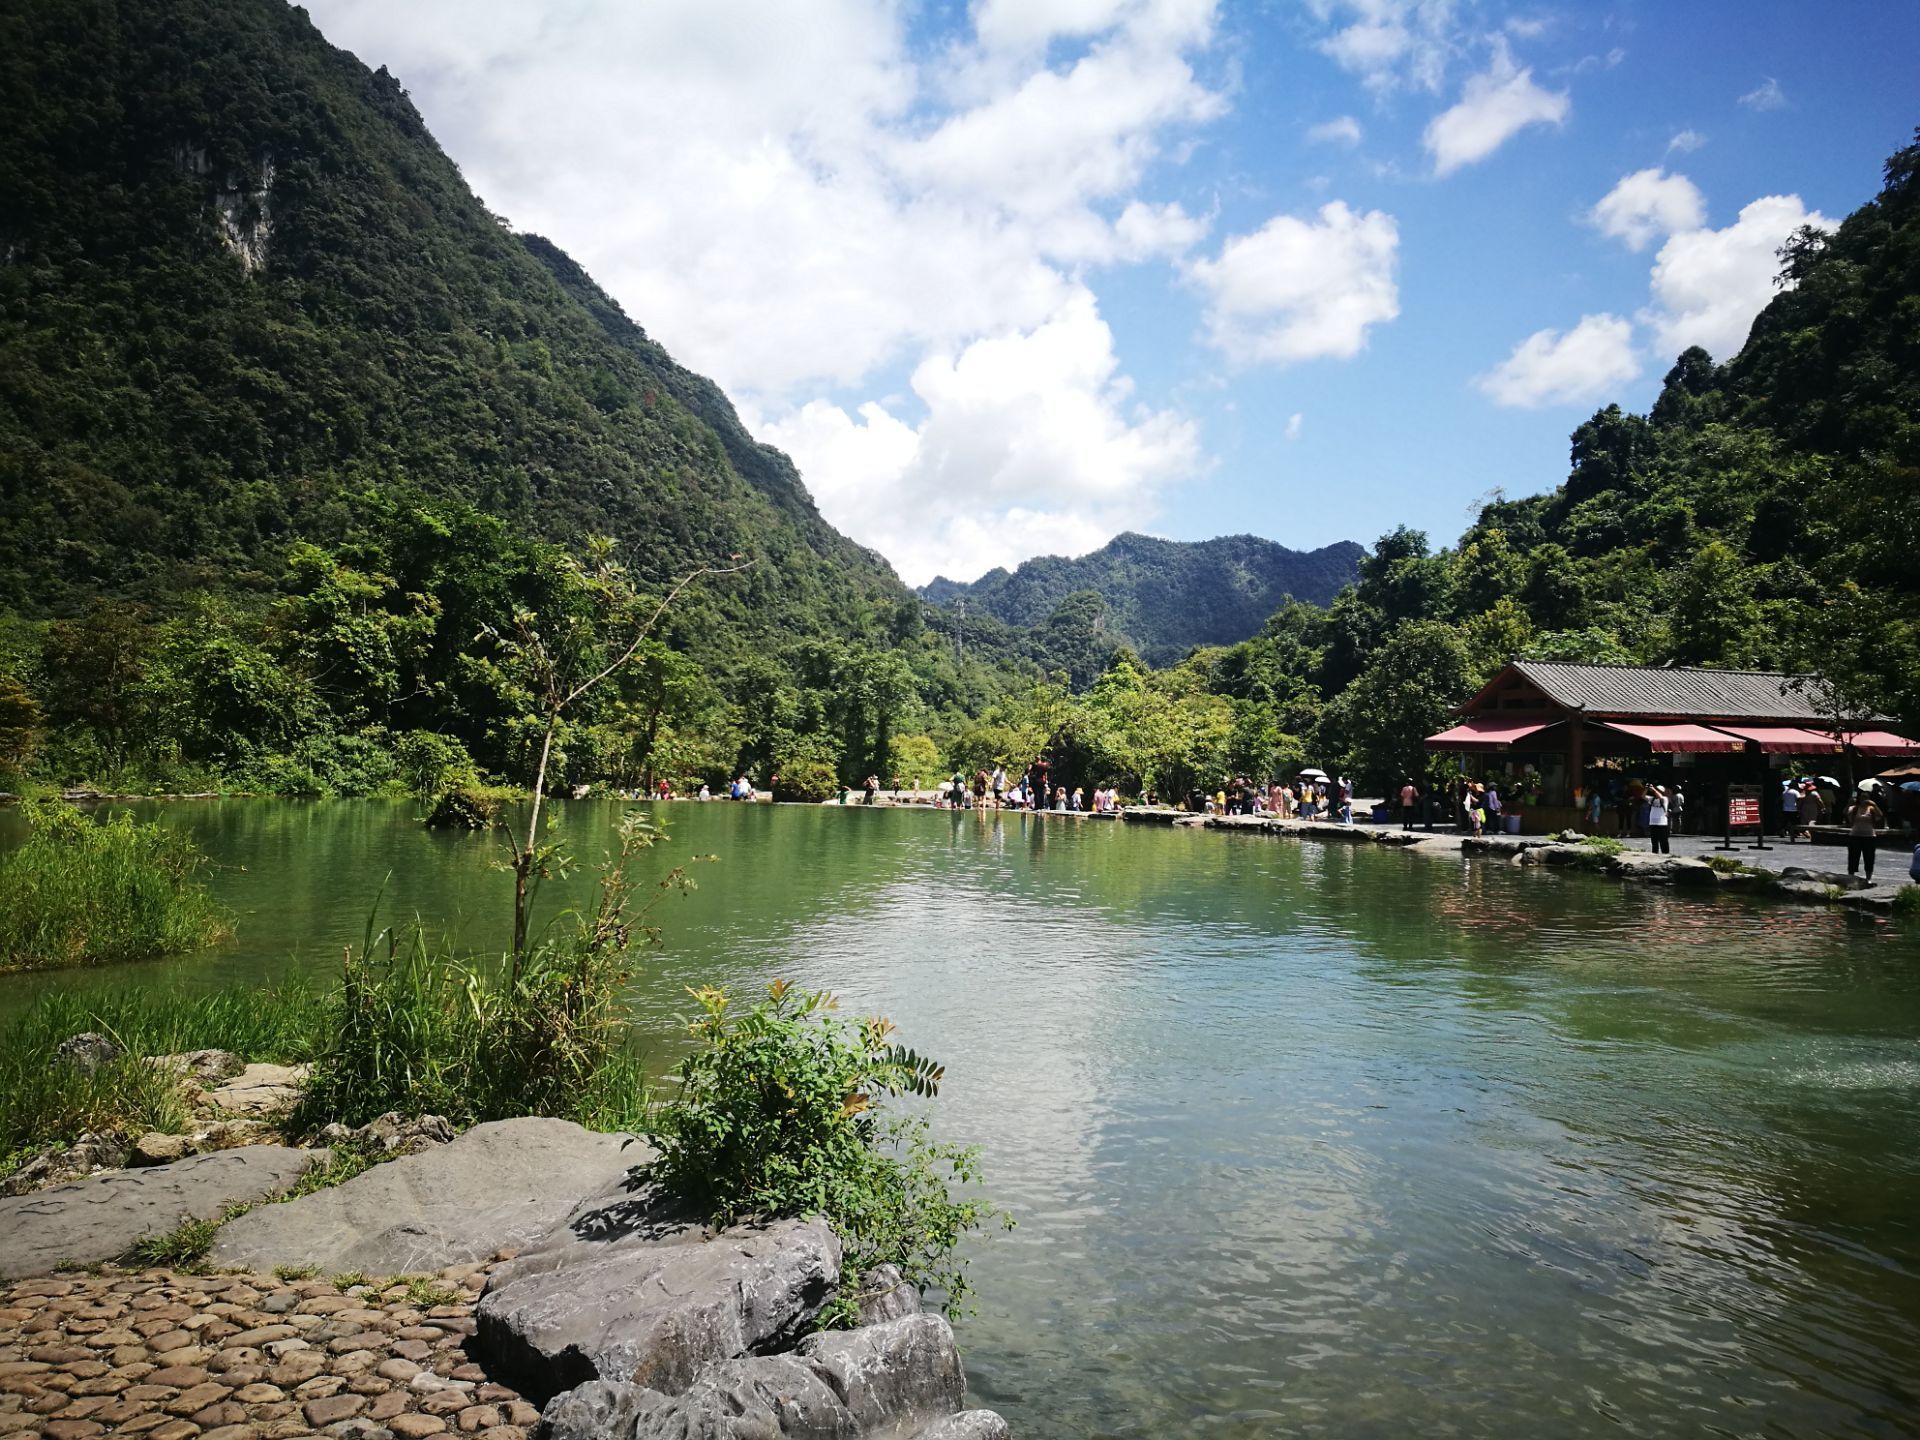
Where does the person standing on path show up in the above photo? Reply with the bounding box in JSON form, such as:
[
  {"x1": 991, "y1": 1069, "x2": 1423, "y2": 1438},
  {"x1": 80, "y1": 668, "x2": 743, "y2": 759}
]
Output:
[
  {"x1": 1399, "y1": 778, "x2": 1419, "y2": 830},
  {"x1": 1646, "y1": 785, "x2": 1671, "y2": 854},
  {"x1": 1845, "y1": 791, "x2": 1885, "y2": 881},
  {"x1": 1799, "y1": 781, "x2": 1825, "y2": 838},
  {"x1": 1781, "y1": 778, "x2": 1800, "y2": 839},
  {"x1": 1670, "y1": 784, "x2": 1686, "y2": 836}
]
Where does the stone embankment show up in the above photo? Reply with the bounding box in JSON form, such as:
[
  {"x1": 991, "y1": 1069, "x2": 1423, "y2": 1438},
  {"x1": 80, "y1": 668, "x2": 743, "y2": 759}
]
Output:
[
  {"x1": 0, "y1": 1120, "x2": 1007, "y2": 1440},
  {"x1": 1156, "y1": 812, "x2": 1907, "y2": 914}
]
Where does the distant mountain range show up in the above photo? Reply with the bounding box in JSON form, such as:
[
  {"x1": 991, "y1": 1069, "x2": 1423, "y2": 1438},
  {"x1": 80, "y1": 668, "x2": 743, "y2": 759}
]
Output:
[{"x1": 920, "y1": 533, "x2": 1364, "y2": 665}]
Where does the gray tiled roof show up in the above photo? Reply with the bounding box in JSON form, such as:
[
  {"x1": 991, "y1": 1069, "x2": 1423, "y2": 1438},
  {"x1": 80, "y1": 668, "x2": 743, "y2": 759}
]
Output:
[{"x1": 1511, "y1": 661, "x2": 1838, "y2": 721}]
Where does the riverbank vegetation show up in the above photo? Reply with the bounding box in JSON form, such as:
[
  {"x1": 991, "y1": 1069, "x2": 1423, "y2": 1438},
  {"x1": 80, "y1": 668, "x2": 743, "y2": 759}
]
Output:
[
  {"x1": 0, "y1": 806, "x2": 231, "y2": 971},
  {"x1": 649, "y1": 980, "x2": 1003, "y2": 1324}
]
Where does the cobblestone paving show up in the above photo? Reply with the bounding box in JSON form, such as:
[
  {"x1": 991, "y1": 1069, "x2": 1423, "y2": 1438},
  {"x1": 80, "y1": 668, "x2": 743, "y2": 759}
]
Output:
[{"x1": 0, "y1": 1259, "x2": 540, "y2": 1440}]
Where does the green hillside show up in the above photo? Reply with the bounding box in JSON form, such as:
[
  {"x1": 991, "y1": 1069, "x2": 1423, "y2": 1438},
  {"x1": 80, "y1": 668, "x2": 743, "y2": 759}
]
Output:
[
  {"x1": 0, "y1": 0, "x2": 899, "y2": 627},
  {"x1": 920, "y1": 534, "x2": 1363, "y2": 666},
  {"x1": 0, "y1": 0, "x2": 1015, "y2": 797}
]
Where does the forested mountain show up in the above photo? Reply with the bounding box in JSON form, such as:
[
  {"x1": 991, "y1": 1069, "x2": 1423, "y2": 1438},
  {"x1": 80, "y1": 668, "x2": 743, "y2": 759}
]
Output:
[
  {"x1": 0, "y1": 0, "x2": 1001, "y2": 798},
  {"x1": 0, "y1": 0, "x2": 902, "y2": 626},
  {"x1": 920, "y1": 534, "x2": 1362, "y2": 665}
]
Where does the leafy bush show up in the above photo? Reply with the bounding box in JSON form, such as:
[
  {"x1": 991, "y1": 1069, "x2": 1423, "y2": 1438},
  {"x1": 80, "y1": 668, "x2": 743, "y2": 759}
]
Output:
[
  {"x1": 647, "y1": 981, "x2": 1005, "y2": 1323},
  {"x1": 0, "y1": 804, "x2": 232, "y2": 970},
  {"x1": 1578, "y1": 835, "x2": 1627, "y2": 856},
  {"x1": 424, "y1": 783, "x2": 512, "y2": 829},
  {"x1": 394, "y1": 731, "x2": 480, "y2": 798},
  {"x1": 1892, "y1": 886, "x2": 1920, "y2": 919}
]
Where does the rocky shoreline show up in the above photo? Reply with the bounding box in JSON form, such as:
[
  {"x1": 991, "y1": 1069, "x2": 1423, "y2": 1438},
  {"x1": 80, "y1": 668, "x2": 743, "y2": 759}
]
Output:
[
  {"x1": 1139, "y1": 811, "x2": 1909, "y2": 915},
  {"x1": 0, "y1": 1119, "x2": 1007, "y2": 1440}
]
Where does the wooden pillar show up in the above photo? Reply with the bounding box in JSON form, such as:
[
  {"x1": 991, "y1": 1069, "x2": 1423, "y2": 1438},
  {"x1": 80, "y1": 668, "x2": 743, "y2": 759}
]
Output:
[{"x1": 1567, "y1": 703, "x2": 1584, "y2": 808}]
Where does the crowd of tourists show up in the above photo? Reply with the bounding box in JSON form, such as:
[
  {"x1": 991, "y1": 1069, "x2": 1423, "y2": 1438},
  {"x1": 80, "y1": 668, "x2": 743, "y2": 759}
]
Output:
[{"x1": 931, "y1": 763, "x2": 1127, "y2": 814}]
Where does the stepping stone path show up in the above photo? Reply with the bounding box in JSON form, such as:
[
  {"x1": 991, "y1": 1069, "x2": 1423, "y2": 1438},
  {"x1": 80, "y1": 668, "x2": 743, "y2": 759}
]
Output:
[{"x1": 0, "y1": 1259, "x2": 540, "y2": 1440}]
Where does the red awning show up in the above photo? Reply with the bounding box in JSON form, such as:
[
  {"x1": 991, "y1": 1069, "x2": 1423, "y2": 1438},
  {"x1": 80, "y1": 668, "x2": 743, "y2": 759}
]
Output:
[
  {"x1": 1594, "y1": 720, "x2": 1746, "y2": 753},
  {"x1": 1712, "y1": 724, "x2": 1844, "y2": 754},
  {"x1": 1424, "y1": 715, "x2": 1562, "y2": 751},
  {"x1": 1831, "y1": 729, "x2": 1920, "y2": 758}
]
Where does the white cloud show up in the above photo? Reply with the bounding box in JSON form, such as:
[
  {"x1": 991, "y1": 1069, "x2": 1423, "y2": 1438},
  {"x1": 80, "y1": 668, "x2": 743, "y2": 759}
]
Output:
[
  {"x1": 1309, "y1": 0, "x2": 1455, "y2": 93},
  {"x1": 1738, "y1": 76, "x2": 1786, "y2": 111},
  {"x1": 302, "y1": 0, "x2": 1231, "y2": 582},
  {"x1": 1284, "y1": 413, "x2": 1304, "y2": 441},
  {"x1": 1306, "y1": 115, "x2": 1364, "y2": 146},
  {"x1": 752, "y1": 291, "x2": 1200, "y2": 585},
  {"x1": 1186, "y1": 202, "x2": 1400, "y2": 364},
  {"x1": 1476, "y1": 313, "x2": 1639, "y2": 408},
  {"x1": 1588, "y1": 168, "x2": 1706, "y2": 251},
  {"x1": 1666, "y1": 128, "x2": 1707, "y2": 155},
  {"x1": 1423, "y1": 39, "x2": 1569, "y2": 175},
  {"x1": 1641, "y1": 194, "x2": 1831, "y2": 359}
]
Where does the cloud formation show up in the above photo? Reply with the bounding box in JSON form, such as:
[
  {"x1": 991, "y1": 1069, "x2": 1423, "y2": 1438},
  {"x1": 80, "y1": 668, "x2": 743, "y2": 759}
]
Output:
[
  {"x1": 1423, "y1": 41, "x2": 1570, "y2": 176},
  {"x1": 1187, "y1": 202, "x2": 1401, "y2": 364},
  {"x1": 752, "y1": 291, "x2": 1200, "y2": 585},
  {"x1": 1476, "y1": 313, "x2": 1639, "y2": 408},
  {"x1": 1306, "y1": 115, "x2": 1364, "y2": 146},
  {"x1": 1642, "y1": 194, "x2": 1831, "y2": 358},
  {"x1": 1738, "y1": 76, "x2": 1787, "y2": 111},
  {"x1": 304, "y1": 0, "x2": 1231, "y2": 582},
  {"x1": 1588, "y1": 168, "x2": 1707, "y2": 251}
]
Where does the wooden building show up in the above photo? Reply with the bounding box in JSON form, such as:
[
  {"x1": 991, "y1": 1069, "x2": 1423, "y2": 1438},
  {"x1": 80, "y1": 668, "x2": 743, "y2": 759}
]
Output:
[{"x1": 1425, "y1": 661, "x2": 1919, "y2": 833}]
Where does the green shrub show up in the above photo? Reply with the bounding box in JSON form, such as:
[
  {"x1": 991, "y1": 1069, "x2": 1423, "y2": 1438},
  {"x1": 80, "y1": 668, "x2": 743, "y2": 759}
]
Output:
[
  {"x1": 394, "y1": 731, "x2": 479, "y2": 798},
  {"x1": 424, "y1": 783, "x2": 512, "y2": 829},
  {"x1": 1892, "y1": 886, "x2": 1920, "y2": 918},
  {"x1": 0, "y1": 804, "x2": 232, "y2": 970},
  {"x1": 647, "y1": 981, "x2": 1005, "y2": 1324},
  {"x1": 1578, "y1": 835, "x2": 1626, "y2": 856}
]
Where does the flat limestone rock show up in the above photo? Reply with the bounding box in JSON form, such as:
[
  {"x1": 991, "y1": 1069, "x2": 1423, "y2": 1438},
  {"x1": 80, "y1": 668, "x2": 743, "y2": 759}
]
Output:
[
  {"x1": 205, "y1": 1061, "x2": 310, "y2": 1116},
  {"x1": 0, "y1": 1144, "x2": 320, "y2": 1280},
  {"x1": 209, "y1": 1116, "x2": 645, "y2": 1277},
  {"x1": 540, "y1": 1313, "x2": 968, "y2": 1440},
  {"x1": 476, "y1": 1185, "x2": 839, "y2": 1403}
]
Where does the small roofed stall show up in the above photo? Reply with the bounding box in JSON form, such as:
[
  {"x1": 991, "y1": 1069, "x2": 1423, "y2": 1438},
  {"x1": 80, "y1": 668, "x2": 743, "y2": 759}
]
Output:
[{"x1": 1423, "y1": 661, "x2": 1919, "y2": 833}]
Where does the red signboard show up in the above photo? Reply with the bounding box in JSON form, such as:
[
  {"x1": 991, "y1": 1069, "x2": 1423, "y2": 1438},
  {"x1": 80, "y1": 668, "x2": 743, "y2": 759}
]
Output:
[{"x1": 1727, "y1": 789, "x2": 1762, "y2": 830}]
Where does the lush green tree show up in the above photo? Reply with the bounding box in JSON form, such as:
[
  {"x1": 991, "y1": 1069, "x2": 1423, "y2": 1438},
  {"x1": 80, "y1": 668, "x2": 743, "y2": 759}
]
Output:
[{"x1": 1318, "y1": 621, "x2": 1471, "y2": 793}]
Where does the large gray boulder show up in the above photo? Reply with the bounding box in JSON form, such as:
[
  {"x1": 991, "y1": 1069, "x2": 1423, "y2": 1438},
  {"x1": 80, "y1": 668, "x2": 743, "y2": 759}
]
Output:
[
  {"x1": 476, "y1": 1190, "x2": 839, "y2": 1402},
  {"x1": 0, "y1": 1144, "x2": 319, "y2": 1280},
  {"x1": 540, "y1": 1313, "x2": 969, "y2": 1440},
  {"x1": 210, "y1": 1116, "x2": 645, "y2": 1276}
]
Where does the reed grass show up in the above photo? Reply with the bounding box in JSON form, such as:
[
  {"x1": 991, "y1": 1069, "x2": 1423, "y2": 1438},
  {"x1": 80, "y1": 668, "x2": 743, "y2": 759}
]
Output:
[
  {"x1": 0, "y1": 981, "x2": 326, "y2": 1166},
  {"x1": 0, "y1": 805, "x2": 231, "y2": 971}
]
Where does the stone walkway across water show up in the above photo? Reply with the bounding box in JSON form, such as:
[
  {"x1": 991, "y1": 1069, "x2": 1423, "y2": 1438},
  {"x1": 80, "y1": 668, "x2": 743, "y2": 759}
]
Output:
[{"x1": 0, "y1": 1260, "x2": 539, "y2": 1440}]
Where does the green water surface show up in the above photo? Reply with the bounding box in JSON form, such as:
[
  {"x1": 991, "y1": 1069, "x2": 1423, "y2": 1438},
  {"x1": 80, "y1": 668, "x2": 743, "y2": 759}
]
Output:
[{"x1": 3, "y1": 799, "x2": 1918, "y2": 1438}]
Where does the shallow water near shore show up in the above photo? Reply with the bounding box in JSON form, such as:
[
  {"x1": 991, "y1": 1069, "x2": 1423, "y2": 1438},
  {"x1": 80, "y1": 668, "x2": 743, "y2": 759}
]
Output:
[{"x1": 4, "y1": 798, "x2": 1919, "y2": 1437}]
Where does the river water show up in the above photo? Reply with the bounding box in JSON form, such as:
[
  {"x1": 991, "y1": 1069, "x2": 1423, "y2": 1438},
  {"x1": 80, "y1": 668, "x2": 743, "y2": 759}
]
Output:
[{"x1": 4, "y1": 799, "x2": 1919, "y2": 1437}]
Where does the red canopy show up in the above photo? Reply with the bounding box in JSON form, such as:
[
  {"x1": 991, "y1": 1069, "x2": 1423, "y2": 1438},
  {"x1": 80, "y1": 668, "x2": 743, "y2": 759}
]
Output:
[
  {"x1": 1712, "y1": 724, "x2": 1844, "y2": 754},
  {"x1": 1424, "y1": 715, "x2": 1561, "y2": 751},
  {"x1": 1594, "y1": 720, "x2": 1746, "y2": 753},
  {"x1": 1831, "y1": 729, "x2": 1920, "y2": 757}
]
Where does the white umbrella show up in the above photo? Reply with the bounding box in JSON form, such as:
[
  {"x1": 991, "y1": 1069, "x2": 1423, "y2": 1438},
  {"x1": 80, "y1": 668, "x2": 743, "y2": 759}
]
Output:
[
  {"x1": 1298, "y1": 767, "x2": 1329, "y2": 780},
  {"x1": 1857, "y1": 777, "x2": 1884, "y2": 792}
]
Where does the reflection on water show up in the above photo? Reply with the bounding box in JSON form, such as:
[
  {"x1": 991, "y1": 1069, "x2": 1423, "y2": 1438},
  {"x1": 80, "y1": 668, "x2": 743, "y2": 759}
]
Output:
[{"x1": 4, "y1": 800, "x2": 1919, "y2": 1437}]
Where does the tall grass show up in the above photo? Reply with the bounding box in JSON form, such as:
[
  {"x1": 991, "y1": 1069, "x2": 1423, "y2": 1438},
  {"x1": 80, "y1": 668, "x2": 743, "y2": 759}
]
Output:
[
  {"x1": 0, "y1": 805, "x2": 231, "y2": 971},
  {"x1": 0, "y1": 981, "x2": 326, "y2": 1164},
  {"x1": 292, "y1": 921, "x2": 653, "y2": 1135}
]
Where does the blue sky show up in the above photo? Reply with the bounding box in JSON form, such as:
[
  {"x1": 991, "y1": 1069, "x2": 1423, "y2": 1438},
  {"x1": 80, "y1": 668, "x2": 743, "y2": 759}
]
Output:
[{"x1": 304, "y1": 0, "x2": 1917, "y2": 585}]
